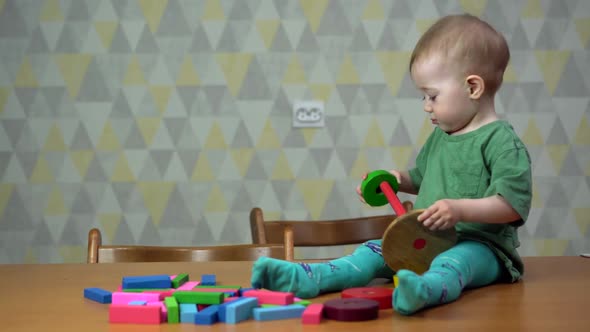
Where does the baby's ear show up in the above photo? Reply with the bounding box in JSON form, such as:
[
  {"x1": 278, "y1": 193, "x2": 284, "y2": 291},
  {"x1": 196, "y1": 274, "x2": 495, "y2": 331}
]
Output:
[{"x1": 466, "y1": 75, "x2": 485, "y2": 99}]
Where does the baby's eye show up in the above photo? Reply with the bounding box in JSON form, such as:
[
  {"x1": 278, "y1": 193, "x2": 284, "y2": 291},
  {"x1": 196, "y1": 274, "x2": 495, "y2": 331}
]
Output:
[{"x1": 421, "y1": 95, "x2": 437, "y2": 102}]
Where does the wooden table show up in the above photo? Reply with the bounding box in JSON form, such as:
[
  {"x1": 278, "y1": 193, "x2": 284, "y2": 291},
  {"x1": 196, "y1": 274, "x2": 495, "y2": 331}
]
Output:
[{"x1": 1, "y1": 256, "x2": 588, "y2": 332}]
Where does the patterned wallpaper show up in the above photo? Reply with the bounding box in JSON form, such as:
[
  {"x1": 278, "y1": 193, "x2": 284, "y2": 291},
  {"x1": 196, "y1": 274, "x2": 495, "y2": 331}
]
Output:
[{"x1": 0, "y1": 0, "x2": 588, "y2": 263}]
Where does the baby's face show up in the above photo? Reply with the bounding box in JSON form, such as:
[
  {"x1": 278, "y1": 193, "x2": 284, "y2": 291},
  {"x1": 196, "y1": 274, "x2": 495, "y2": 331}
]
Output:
[{"x1": 410, "y1": 55, "x2": 477, "y2": 135}]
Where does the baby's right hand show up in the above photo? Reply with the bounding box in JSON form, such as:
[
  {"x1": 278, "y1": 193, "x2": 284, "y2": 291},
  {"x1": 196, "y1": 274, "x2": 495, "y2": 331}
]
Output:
[{"x1": 388, "y1": 169, "x2": 403, "y2": 186}]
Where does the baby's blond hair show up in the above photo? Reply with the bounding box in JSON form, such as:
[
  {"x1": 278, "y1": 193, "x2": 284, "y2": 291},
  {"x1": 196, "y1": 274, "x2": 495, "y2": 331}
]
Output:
[{"x1": 409, "y1": 14, "x2": 510, "y2": 96}]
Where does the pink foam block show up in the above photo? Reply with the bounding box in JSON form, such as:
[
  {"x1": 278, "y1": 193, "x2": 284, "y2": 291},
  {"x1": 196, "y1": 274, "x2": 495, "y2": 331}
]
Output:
[
  {"x1": 146, "y1": 301, "x2": 167, "y2": 322},
  {"x1": 176, "y1": 281, "x2": 200, "y2": 291},
  {"x1": 112, "y1": 292, "x2": 160, "y2": 304},
  {"x1": 143, "y1": 289, "x2": 174, "y2": 300},
  {"x1": 243, "y1": 289, "x2": 294, "y2": 305},
  {"x1": 109, "y1": 304, "x2": 162, "y2": 324},
  {"x1": 224, "y1": 297, "x2": 239, "y2": 303},
  {"x1": 170, "y1": 275, "x2": 177, "y2": 280},
  {"x1": 302, "y1": 303, "x2": 324, "y2": 324}
]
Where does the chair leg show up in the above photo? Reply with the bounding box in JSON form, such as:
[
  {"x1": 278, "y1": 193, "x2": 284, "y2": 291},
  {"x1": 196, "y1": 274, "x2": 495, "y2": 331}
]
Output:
[
  {"x1": 250, "y1": 207, "x2": 267, "y2": 244},
  {"x1": 283, "y1": 225, "x2": 294, "y2": 261},
  {"x1": 87, "y1": 228, "x2": 101, "y2": 263}
]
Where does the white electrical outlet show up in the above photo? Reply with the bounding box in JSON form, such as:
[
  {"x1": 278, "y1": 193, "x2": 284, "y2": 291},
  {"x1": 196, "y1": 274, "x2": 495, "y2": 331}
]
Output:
[{"x1": 292, "y1": 100, "x2": 325, "y2": 128}]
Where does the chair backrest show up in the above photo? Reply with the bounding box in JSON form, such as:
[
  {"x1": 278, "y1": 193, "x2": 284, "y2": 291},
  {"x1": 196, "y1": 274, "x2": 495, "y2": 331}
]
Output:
[
  {"x1": 250, "y1": 201, "x2": 413, "y2": 261},
  {"x1": 87, "y1": 228, "x2": 286, "y2": 263}
]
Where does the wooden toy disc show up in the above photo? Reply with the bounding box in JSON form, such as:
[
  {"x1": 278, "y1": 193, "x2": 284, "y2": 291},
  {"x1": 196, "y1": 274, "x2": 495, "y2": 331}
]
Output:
[
  {"x1": 323, "y1": 298, "x2": 379, "y2": 321},
  {"x1": 381, "y1": 209, "x2": 457, "y2": 275},
  {"x1": 341, "y1": 287, "x2": 392, "y2": 310}
]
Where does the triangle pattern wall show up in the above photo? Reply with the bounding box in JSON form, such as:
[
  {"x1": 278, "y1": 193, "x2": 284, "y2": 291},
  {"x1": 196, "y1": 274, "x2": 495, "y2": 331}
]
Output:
[{"x1": 0, "y1": 0, "x2": 588, "y2": 263}]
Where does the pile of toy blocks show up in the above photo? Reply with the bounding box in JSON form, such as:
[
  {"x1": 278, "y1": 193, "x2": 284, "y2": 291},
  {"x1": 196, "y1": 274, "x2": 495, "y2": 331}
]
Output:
[{"x1": 84, "y1": 273, "x2": 323, "y2": 325}]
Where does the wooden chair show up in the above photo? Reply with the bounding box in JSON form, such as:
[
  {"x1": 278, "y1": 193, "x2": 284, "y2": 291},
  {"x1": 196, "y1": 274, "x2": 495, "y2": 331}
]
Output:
[
  {"x1": 87, "y1": 228, "x2": 287, "y2": 263},
  {"x1": 249, "y1": 201, "x2": 413, "y2": 261}
]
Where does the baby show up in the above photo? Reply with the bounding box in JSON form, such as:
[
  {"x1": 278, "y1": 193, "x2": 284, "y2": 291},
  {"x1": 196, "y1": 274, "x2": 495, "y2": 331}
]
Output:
[{"x1": 251, "y1": 14, "x2": 532, "y2": 315}]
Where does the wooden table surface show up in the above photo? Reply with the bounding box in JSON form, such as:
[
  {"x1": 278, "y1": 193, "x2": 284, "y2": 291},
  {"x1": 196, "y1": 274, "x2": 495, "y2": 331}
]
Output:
[{"x1": 1, "y1": 256, "x2": 588, "y2": 332}]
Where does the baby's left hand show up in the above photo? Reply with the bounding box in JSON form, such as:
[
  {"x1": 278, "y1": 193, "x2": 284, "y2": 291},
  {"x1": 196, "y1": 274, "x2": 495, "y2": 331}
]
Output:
[{"x1": 417, "y1": 199, "x2": 462, "y2": 231}]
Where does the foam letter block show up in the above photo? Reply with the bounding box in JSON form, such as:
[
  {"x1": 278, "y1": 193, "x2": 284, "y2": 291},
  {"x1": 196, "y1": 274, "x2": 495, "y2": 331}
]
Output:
[
  {"x1": 176, "y1": 281, "x2": 200, "y2": 290},
  {"x1": 142, "y1": 289, "x2": 174, "y2": 300},
  {"x1": 195, "y1": 285, "x2": 241, "y2": 290},
  {"x1": 109, "y1": 305, "x2": 161, "y2": 324},
  {"x1": 128, "y1": 300, "x2": 147, "y2": 305},
  {"x1": 225, "y1": 297, "x2": 258, "y2": 324},
  {"x1": 243, "y1": 289, "x2": 294, "y2": 305},
  {"x1": 216, "y1": 297, "x2": 240, "y2": 323},
  {"x1": 239, "y1": 287, "x2": 254, "y2": 296},
  {"x1": 173, "y1": 291, "x2": 224, "y2": 304},
  {"x1": 112, "y1": 292, "x2": 160, "y2": 304},
  {"x1": 122, "y1": 275, "x2": 171, "y2": 289},
  {"x1": 194, "y1": 304, "x2": 220, "y2": 325},
  {"x1": 84, "y1": 287, "x2": 112, "y2": 304},
  {"x1": 296, "y1": 300, "x2": 312, "y2": 307},
  {"x1": 192, "y1": 286, "x2": 238, "y2": 294},
  {"x1": 164, "y1": 296, "x2": 179, "y2": 324},
  {"x1": 172, "y1": 273, "x2": 189, "y2": 288},
  {"x1": 180, "y1": 303, "x2": 198, "y2": 323},
  {"x1": 302, "y1": 303, "x2": 324, "y2": 324},
  {"x1": 187, "y1": 288, "x2": 237, "y2": 295},
  {"x1": 147, "y1": 301, "x2": 167, "y2": 322},
  {"x1": 201, "y1": 274, "x2": 216, "y2": 286},
  {"x1": 122, "y1": 288, "x2": 171, "y2": 293},
  {"x1": 253, "y1": 304, "x2": 306, "y2": 321}
]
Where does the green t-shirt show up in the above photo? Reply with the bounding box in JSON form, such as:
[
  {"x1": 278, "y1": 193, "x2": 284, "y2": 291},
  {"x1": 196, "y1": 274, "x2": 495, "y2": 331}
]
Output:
[{"x1": 408, "y1": 120, "x2": 532, "y2": 282}]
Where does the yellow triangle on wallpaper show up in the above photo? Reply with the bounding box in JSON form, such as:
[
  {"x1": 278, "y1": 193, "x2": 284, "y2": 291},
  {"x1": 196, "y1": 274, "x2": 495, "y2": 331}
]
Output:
[
  {"x1": 138, "y1": 0, "x2": 168, "y2": 33},
  {"x1": 362, "y1": 0, "x2": 385, "y2": 20},
  {"x1": 99, "y1": 213, "x2": 123, "y2": 243},
  {"x1": 296, "y1": 179, "x2": 334, "y2": 219},
  {"x1": 138, "y1": 182, "x2": 175, "y2": 226}
]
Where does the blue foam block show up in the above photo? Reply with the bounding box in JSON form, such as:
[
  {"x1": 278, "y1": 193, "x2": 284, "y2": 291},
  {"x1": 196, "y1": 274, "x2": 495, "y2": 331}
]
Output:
[
  {"x1": 194, "y1": 304, "x2": 219, "y2": 325},
  {"x1": 253, "y1": 304, "x2": 306, "y2": 321},
  {"x1": 128, "y1": 300, "x2": 147, "y2": 305},
  {"x1": 216, "y1": 297, "x2": 241, "y2": 322},
  {"x1": 201, "y1": 274, "x2": 216, "y2": 286},
  {"x1": 122, "y1": 274, "x2": 171, "y2": 289},
  {"x1": 83, "y1": 287, "x2": 112, "y2": 304},
  {"x1": 225, "y1": 297, "x2": 258, "y2": 324},
  {"x1": 180, "y1": 303, "x2": 198, "y2": 323}
]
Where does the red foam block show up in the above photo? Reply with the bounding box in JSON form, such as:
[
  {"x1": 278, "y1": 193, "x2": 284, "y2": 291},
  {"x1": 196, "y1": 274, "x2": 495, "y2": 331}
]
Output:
[
  {"x1": 109, "y1": 304, "x2": 162, "y2": 324},
  {"x1": 243, "y1": 289, "x2": 294, "y2": 305},
  {"x1": 146, "y1": 301, "x2": 167, "y2": 322},
  {"x1": 302, "y1": 303, "x2": 324, "y2": 324}
]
